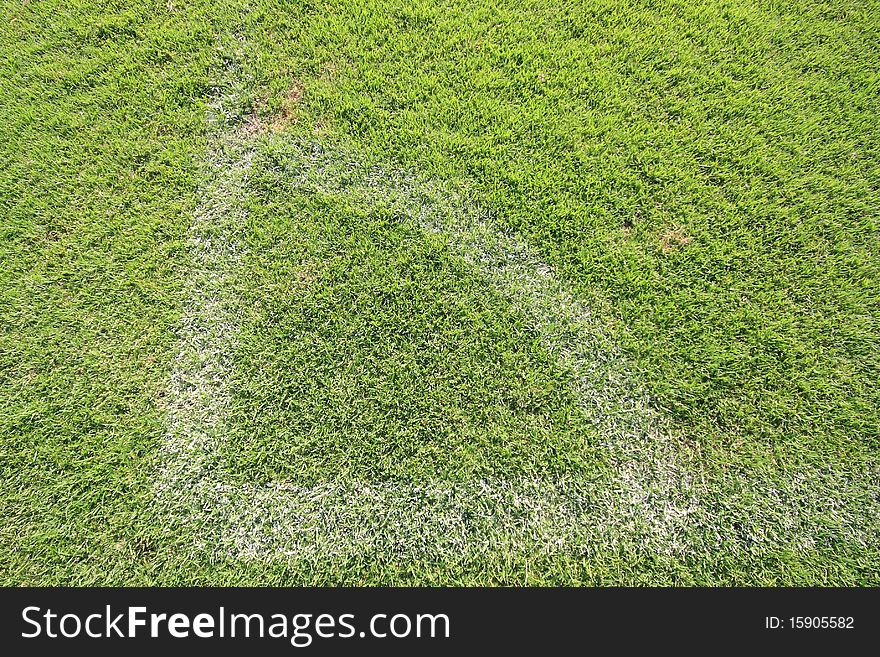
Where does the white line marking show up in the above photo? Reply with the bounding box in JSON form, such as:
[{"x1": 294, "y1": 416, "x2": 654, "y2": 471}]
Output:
[{"x1": 154, "y1": 56, "x2": 880, "y2": 566}]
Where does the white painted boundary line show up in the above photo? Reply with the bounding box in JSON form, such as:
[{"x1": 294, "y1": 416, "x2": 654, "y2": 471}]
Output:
[{"x1": 154, "y1": 54, "x2": 880, "y2": 565}]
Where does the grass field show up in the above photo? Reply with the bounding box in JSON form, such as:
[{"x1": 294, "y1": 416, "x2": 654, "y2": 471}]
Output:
[{"x1": 1, "y1": 0, "x2": 878, "y2": 585}]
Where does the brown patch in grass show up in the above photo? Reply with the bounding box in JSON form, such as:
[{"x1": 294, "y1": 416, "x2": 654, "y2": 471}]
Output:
[
  {"x1": 237, "y1": 81, "x2": 304, "y2": 138},
  {"x1": 239, "y1": 110, "x2": 268, "y2": 137},
  {"x1": 293, "y1": 262, "x2": 318, "y2": 287},
  {"x1": 312, "y1": 117, "x2": 332, "y2": 137},
  {"x1": 269, "y1": 81, "x2": 304, "y2": 132},
  {"x1": 659, "y1": 226, "x2": 692, "y2": 254},
  {"x1": 260, "y1": 262, "x2": 319, "y2": 308}
]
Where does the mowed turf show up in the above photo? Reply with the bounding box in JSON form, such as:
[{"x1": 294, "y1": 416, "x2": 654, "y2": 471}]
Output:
[
  {"x1": 1, "y1": 0, "x2": 878, "y2": 584},
  {"x1": 222, "y1": 145, "x2": 598, "y2": 485}
]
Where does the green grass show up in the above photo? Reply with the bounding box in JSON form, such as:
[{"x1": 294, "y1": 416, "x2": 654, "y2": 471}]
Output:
[
  {"x1": 1, "y1": 0, "x2": 878, "y2": 585},
  {"x1": 222, "y1": 142, "x2": 599, "y2": 484}
]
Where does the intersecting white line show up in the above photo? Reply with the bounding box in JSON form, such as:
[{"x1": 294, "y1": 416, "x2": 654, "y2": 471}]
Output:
[{"x1": 153, "y1": 54, "x2": 880, "y2": 566}]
